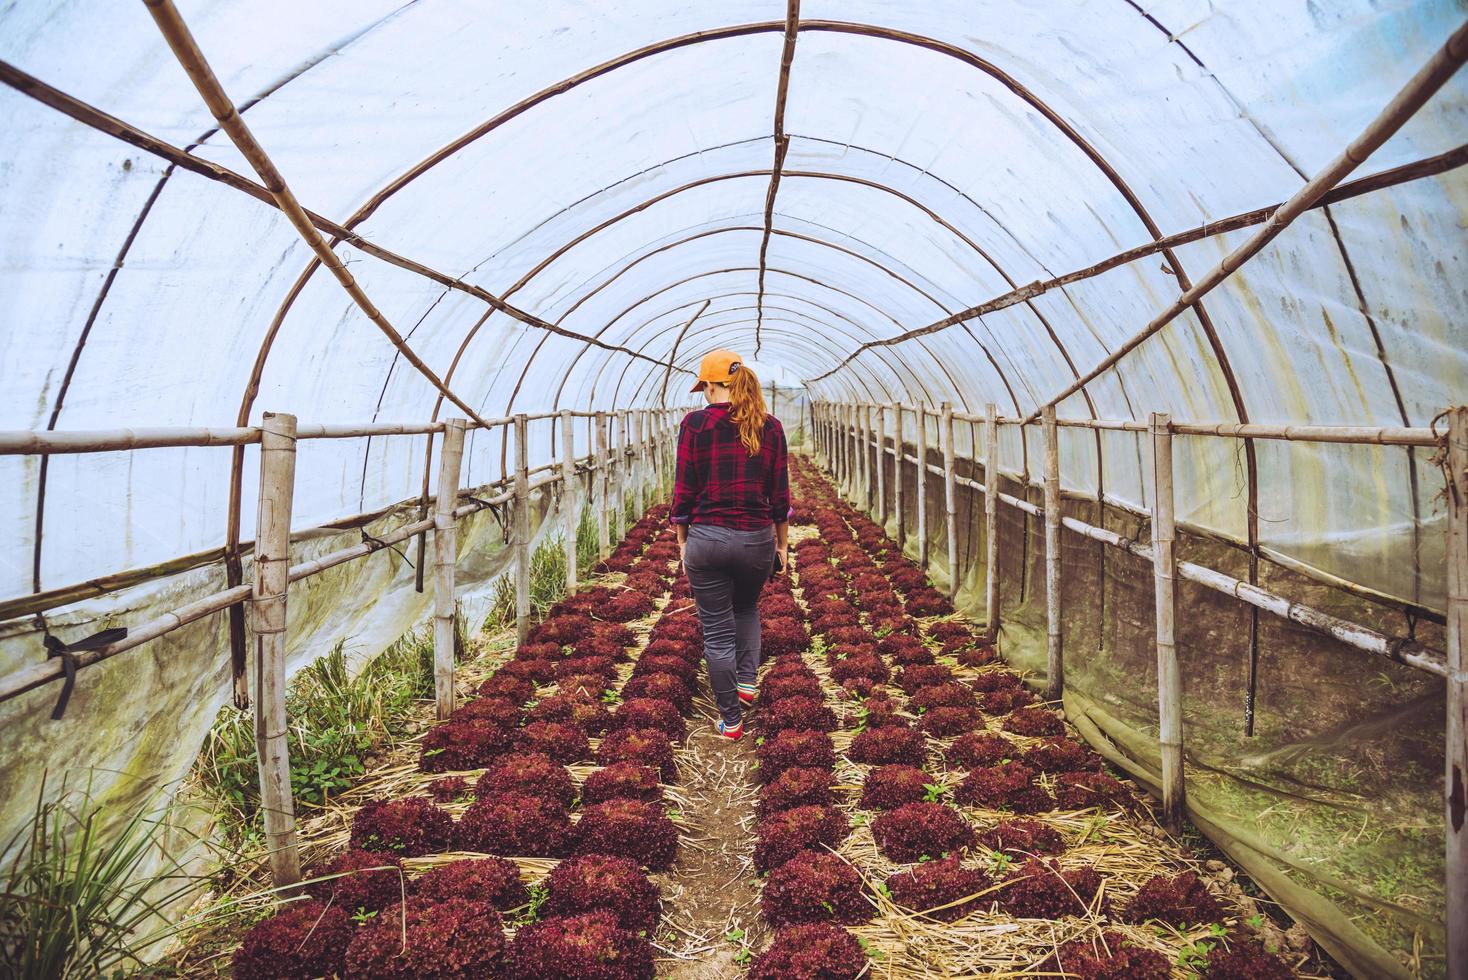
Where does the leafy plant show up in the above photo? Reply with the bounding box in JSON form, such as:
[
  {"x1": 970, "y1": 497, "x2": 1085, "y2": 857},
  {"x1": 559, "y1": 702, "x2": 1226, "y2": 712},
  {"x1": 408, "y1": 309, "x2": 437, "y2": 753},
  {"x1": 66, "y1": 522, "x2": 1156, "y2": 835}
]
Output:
[{"x1": 0, "y1": 776, "x2": 208, "y2": 979}]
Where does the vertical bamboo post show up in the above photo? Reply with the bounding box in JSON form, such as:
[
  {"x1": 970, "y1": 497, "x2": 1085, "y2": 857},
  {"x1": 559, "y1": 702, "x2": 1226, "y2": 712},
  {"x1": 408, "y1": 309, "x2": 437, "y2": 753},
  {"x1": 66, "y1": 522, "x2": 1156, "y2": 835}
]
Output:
[
  {"x1": 614, "y1": 411, "x2": 627, "y2": 540},
  {"x1": 984, "y1": 403, "x2": 1001, "y2": 641},
  {"x1": 1149, "y1": 411, "x2": 1184, "y2": 830},
  {"x1": 433, "y1": 418, "x2": 466, "y2": 720},
  {"x1": 559, "y1": 410, "x2": 578, "y2": 595},
  {"x1": 1042, "y1": 404, "x2": 1064, "y2": 700},
  {"x1": 641, "y1": 410, "x2": 651, "y2": 509},
  {"x1": 941, "y1": 402, "x2": 959, "y2": 602},
  {"x1": 835, "y1": 404, "x2": 846, "y2": 491},
  {"x1": 892, "y1": 402, "x2": 906, "y2": 550},
  {"x1": 875, "y1": 403, "x2": 887, "y2": 525},
  {"x1": 513, "y1": 414, "x2": 531, "y2": 644},
  {"x1": 858, "y1": 404, "x2": 870, "y2": 510},
  {"x1": 652, "y1": 408, "x2": 665, "y2": 501},
  {"x1": 595, "y1": 412, "x2": 610, "y2": 557},
  {"x1": 252, "y1": 411, "x2": 301, "y2": 887},
  {"x1": 916, "y1": 405, "x2": 930, "y2": 568},
  {"x1": 1444, "y1": 405, "x2": 1467, "y2": 976}
]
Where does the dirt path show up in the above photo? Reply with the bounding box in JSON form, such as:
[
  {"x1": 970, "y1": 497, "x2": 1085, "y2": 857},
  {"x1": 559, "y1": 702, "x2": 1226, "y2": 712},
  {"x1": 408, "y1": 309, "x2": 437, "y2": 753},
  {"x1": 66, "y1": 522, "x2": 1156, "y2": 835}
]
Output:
[{"x1": 657, "y1": 692, "x2": 766, "y2": 978}]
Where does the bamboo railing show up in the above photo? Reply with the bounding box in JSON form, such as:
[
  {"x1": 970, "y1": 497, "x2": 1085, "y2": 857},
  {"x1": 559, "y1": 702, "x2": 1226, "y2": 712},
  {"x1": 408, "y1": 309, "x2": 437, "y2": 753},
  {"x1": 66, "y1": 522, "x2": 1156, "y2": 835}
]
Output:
[
  {"x1": 0, "y1": 405, "x2": 681, "y2": 886},
  {"x1": 812, "y1": 398, "x2": 1465, "y2": 970}
]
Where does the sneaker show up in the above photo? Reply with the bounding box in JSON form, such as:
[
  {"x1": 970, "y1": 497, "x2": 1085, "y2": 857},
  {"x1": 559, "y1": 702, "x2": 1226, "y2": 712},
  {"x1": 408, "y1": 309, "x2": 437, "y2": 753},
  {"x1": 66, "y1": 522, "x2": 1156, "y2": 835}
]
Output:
[
  {"x1": 737, "y1": 683, "x2": 757, "y2": 706},
  {"x1": 717, "y1": 719, "x2": 743, "y2": 740}
]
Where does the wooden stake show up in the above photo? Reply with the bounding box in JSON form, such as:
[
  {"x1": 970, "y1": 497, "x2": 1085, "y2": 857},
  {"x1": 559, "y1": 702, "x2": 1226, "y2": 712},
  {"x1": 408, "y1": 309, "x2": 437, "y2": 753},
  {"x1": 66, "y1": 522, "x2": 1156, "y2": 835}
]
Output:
[
  {"x1": 875, "y1": 403, "x2": 887, "y2": 524},
  {"x1": 892, "y1": 402, "x2": 906, "y2": 550},
  {"x1": 1149, "y1": 411, "x2": 1185, "y2": 830},
  {"x1": 1445, "y1": 405, "x2": 1467, "y2": 978},
  {"x1": 433, "y1": 418, "x2": 466, "y2": 720},
  {"x1": 513, "y1": 414, "x2": 531, "y2": 644},
  {"x1": 559, "y1": 410, "x2": 578, "y2": 595},
  {"x1": 614, "y1": 411, "x2": 627, "y2": 540},
  {"x1": 651, "y1": 408, "x2": 665, "y2": 501},
  {"x1": 916, "y1": 405, "x2": 930, "y2": 568},
  {"x1": 252, "y1": 411, "x2": 301, "y2": 888},
  {"x1": 595, "y1": 412, "x2": 610, "y2": 557},
  {"x1": 984, "y1": 403, "x2": 1001, "y2": 641},
  {"x1": 1042, "y1": 405, "x2": 1064, "y2": 700},
  {"x1": 941, "y1": 402, "x2": 959, "y2": 602},
  {"x1": 638, "y1": 410, "x2": 649, "y2": 512},
  {"x1": 858, "y1": 404, "x2": 871, "y2": 510}
]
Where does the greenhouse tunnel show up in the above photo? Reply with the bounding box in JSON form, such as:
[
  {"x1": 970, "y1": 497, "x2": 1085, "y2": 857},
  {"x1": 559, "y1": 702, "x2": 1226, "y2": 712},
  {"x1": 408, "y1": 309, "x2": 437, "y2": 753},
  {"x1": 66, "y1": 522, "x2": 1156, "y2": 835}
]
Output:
[{"x1": 0, "y1": 0, "x2": 1465, "y2": 977}]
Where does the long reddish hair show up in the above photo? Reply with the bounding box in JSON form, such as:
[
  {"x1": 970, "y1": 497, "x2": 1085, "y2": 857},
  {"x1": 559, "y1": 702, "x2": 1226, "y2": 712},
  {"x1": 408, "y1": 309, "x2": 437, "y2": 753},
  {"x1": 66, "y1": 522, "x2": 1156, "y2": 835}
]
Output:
[{"x1": 724, "y1": 363, "x2": 767, "y2": 455}]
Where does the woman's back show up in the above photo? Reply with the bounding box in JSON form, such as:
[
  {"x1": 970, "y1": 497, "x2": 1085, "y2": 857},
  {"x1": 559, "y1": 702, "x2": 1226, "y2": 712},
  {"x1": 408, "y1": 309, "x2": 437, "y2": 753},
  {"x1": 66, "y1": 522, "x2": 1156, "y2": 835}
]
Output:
[{"x1": 670, "y1": 403, "x2": 789, "y2": 530}]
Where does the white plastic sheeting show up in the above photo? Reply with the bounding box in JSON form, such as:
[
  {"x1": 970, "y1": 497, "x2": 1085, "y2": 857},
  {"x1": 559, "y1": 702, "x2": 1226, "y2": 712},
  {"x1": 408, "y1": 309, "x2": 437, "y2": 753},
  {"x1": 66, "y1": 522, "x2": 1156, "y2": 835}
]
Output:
[{"x1": 1, "y1": 0, "x2": 1465, "y2": 612}]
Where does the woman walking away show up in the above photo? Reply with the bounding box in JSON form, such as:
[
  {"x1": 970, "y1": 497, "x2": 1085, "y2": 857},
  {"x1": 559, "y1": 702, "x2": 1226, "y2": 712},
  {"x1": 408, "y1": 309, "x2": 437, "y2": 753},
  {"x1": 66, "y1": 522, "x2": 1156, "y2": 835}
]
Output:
[{"x1": 672, "y1": 350, "x2": 791, "y2": 741}]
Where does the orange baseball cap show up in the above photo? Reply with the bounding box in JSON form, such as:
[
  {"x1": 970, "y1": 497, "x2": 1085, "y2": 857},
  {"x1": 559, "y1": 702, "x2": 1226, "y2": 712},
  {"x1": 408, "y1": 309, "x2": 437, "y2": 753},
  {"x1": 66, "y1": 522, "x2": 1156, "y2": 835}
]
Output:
[{"x1": 690, "y1": 349, "x2": 743, "y2": 392}]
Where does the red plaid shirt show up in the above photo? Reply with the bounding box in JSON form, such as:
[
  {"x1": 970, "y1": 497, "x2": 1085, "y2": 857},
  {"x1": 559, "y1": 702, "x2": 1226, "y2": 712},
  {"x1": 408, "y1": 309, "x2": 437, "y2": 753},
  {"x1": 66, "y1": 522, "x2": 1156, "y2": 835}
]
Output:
[{"x1": 671, "y1": 403, "x2": 791, "y2": 529}]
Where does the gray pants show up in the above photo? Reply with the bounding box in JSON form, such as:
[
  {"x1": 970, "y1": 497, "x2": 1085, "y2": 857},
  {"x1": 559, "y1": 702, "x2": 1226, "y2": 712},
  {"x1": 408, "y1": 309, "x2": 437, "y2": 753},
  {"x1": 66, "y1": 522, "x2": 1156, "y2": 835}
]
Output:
[{"x1": 683, "y1": 523, "x2": 775, "y2": 725}]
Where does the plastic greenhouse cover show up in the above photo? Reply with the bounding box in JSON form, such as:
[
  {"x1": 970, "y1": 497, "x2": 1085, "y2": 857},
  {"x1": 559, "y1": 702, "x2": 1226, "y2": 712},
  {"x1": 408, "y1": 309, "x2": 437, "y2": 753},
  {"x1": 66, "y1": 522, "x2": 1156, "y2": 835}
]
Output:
[{"x1": 0, "y1": 0, "x2": 1464, "y2": 971}]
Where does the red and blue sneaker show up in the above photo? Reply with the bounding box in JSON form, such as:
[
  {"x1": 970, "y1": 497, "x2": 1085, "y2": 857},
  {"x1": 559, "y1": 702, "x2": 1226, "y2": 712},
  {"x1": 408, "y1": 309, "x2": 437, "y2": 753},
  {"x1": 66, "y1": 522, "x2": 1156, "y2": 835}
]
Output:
[
  {"x1": 717, "y1": 719, "x2": 743, "y2": 740},
  {"x1": 737, "y1": 683, "x2": 757, "y2": 706}
]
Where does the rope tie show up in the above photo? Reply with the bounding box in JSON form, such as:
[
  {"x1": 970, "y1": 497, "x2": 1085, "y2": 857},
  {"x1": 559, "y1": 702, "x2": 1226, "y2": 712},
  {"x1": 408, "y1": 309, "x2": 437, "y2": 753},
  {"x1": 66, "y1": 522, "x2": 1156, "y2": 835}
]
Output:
[
  {"x1": 360, "y1": 528, "x2": 414, "y2": 567},
  {"x1": 35, "y1": 614, "x2": 127, "y2": 721}
]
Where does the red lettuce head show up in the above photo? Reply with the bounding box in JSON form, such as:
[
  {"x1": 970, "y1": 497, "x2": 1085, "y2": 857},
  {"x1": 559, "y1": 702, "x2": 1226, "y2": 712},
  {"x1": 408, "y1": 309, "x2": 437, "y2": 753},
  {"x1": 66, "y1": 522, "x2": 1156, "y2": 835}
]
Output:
[
  {"x1": 305, "y1": 848, "x2": 405, "y2": 913},
  {"x1": 596, "y1": 727, "x2": 679, "y2": 782},
  {"x1": 419, "y1": 720, "x2": 513, "y2": 772},
  {"x1": 344, "y1": 898, "x2": 506, "y2": 978},
  {"x1": 758, "y1": 766, "x2": 838, "y2": 816},
  {"x1": 475, "y1": 752, "x2": 575, "y2": 807},
  {"x1": 997, "y1": 859, "x2": 1105, "y2": 918},
  {"x1": 753, "y1": 803, "x2": 851, "y2": 872},
  {"x1": 526, "y1": 693, "x2": 612, "y2": 735},
  {"x1": 848, "y1": 726, "x2": 927, "y2": 767},
  {"x1": 544, "y1": 853, "x2": 663, "y2": 932},
  {"x1": 571, "y1": 799, "x2": 680, "y2": 870},
  {"x1": 885, "y1": 856, "x2": 993, "y2": 922},
  {"x1": 857, "y1": 764, "x2": 932, "y2": 810},
  {"x1": 748, "y1": 923, "x2": 867, "y2": 980},
  {"x1": 610, "y1": 697, "x2": 688, "y2": 742},
  {"x1": 454, "y1": 792, "x2": 570, "y2": 857},
  {"x1": 412, "y1": 856, "x2": 528, "y2": 911},
  {"x1": 350, "y1": 797, "x2": 453, "y2": 856},
  {"x1": 507, "y1": 909, "x2": 655, "y2": 980},
  {"x1": 232, "y1": 900, "x2": 353, "y2": 980},
  {"x1": 514, "y1": 721, "x2": 592, "y2": 763},
  {"x1": 755, "y1": 730, "x2": 836, "y2": 781},
  {"x1": 945, "y1": 731, "x2": 1017, "y2": 769},
  {"x1": 1121, "y1": 870, "x2": 1223, "y2": 926},
  {"x1": 760, "y1": 851, "x2": 873, "y2": 926},
  {"x1": 870, "y1": 802, "x2": 976, "y2": 863},
  {"x1": 580, "y1": 761, "x2": 665, "y2": 805}
]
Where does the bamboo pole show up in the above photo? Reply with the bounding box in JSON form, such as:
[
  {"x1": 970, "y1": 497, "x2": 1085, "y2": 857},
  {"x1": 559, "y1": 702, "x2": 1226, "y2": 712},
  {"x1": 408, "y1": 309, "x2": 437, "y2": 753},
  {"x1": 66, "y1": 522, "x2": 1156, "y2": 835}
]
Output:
[
  {"x1": 916, "y1": 405, "x2": 930, "y2": 568},
  {"x1": 638, "y1": 409, "x2": 650, "y2": 512},
  {"x1": 941, "y1": 402, "x2": 959, "y2": 602},
  {"x1": 858, "y1": 403, "x2": 871, "y2": 510},
  {"x1": 1029, "y1": 20, "x2": 1468, "y2": 420},
  {"x1": 513, "y1": 414, "x2": 531, "y2": 645},
  {"x1": 614, "y1": 411, "x2": 627, "y2": 540},
  {"x1": 1042, "y1": 404, "x2": 1063, "y2": 700},
  {"x1": 432, "y1": 418, "x2": 466, "y2": 720},
  {"x1": 140, "y1": 0, "x2": 497, "y2": 430},
  {"x1": 595, "y1": 412, "x2": 610, "y2": 557},
  {"x1": 892, "y1": 402, "x2": 906, "y2": 551},
  {"x1": 560, "y1": 410, "x2": 578, "y2": 595},
  {"x1": 875, "y1": 403, "x2": 888, "y2": 524},
  {"x1": 1445, "y1": 405, "x2": 1467, "y2": 979},
  {"x1": 252, "y1": 412, "x2": 301, "y2": 888},
  {"x1": 984, "y1": 403, "x2": 1001, "y2": 641},
  {"x1": 651, "y1": 408, "x2": 665, "y2": 502},
  {"x1": 1149, "y1": 412, "x2": 1185, "y2": 830}
]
